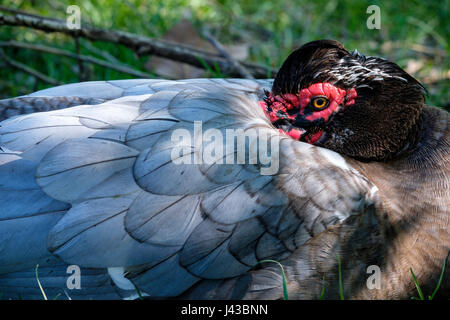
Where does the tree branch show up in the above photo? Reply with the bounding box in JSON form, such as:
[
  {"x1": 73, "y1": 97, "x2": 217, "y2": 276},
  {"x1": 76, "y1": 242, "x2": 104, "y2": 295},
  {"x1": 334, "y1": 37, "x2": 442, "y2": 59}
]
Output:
[
  {"x1": 0, "y1": 40, "x2": 155, "y2": 78},
  {"x1": 202, "y1": 29, "x2": 254, "y2": 79},
  {"x1": 0, "y1": 10, "x2": 277, "y2": 78},
  {"x1": 0, "y1": 49, "x2": 62, "y2": 86}
]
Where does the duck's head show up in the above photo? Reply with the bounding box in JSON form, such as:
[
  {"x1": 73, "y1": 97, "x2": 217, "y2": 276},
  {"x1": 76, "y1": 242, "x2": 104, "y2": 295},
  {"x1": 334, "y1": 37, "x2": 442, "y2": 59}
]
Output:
[{"x1": 260, "y1": 40, "x2": 426, "y2": 161}]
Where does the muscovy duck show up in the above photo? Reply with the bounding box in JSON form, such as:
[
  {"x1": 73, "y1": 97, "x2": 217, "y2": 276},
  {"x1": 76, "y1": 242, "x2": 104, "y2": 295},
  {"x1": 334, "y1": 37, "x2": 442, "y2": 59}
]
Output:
[{"x1": 0, "y1": 40, "x2": 448, "y2": 299}]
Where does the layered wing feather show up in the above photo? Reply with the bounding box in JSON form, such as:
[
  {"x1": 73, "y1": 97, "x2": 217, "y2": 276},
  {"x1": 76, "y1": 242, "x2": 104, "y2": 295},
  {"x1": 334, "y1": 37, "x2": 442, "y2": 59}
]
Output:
[{"x1": 0, "y1": 79, "x2": 380, "y2": 299}]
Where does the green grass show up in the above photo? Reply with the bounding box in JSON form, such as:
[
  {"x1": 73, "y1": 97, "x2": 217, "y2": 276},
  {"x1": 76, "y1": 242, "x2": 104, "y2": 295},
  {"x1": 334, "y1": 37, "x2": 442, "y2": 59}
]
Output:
[
  {"x1": 3, "y1": 257, "x2": 446, "y2": 300},
  {"x1": 410, "y1": 257, "x2": 447, "y2": 300},
  {"x1": 337, "y1": 254, "x2": 345, "y2": 300},
  {"x1": 330, "y1": 254, "x2": 447, "y2": 300},
  {"x1": 35, "y1": 264, "x2": 62, "y2": 300},
  {"x1": 33, "y1": 264, "x2": 144, "y2": 300},
  {"x1": 253, "y1": 259, "x2": 289, "y2": 300},
  {"x1": 319, "y1": 276, "x2": 326, "y2": 300},
  {"x1": 0, "y1": 0, "x2": 448, "y2": 108},
  {"x1": 132, "y1": 282, "x2": 144, "y2": 300},
  {"x1": 35, "y1": 264, "x2": 48, "y2": 300},
  {"x1": 197, "y1": 56, "x2": 224, "y2": 78}
]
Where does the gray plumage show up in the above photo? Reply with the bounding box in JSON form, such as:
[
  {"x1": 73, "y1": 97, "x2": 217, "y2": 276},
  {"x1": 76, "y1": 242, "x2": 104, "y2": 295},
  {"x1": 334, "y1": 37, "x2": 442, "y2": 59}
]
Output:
[{"x1": 0, "y1": 75, "x2": 448, "y2": 300}]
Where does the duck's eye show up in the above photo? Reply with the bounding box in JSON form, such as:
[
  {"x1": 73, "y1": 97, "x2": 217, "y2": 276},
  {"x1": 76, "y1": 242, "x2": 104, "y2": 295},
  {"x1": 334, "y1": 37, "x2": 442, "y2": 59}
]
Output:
[{"x1": 311, "y1": 96, "x2": 329, "y2": 110}]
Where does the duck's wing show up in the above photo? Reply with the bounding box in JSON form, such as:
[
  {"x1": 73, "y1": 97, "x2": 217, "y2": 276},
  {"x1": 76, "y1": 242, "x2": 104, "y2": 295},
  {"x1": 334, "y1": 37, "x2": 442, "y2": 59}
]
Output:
[
  {"x1": 0, "y1": 78, "x2": 380, "y2": 299},
  {"x1": 0, "y1": 80, "x2": 171, "y2": 121}
]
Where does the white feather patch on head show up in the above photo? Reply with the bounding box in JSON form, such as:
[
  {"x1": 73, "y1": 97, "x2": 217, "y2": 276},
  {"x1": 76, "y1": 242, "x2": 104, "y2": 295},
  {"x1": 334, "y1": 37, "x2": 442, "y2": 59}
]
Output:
[{"x1": 328, "y1": 55, "x2": 407, "y2": 86}]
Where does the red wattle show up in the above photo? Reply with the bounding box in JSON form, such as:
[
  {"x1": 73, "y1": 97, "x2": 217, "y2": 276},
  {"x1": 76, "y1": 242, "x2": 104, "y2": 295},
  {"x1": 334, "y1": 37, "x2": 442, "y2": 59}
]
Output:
[
  {"x1": 305, "y1": 131, "x2": 323, "y2": 144},
  {"x1": 259, "y1": 83, "x2": 357, "y2": 144}
]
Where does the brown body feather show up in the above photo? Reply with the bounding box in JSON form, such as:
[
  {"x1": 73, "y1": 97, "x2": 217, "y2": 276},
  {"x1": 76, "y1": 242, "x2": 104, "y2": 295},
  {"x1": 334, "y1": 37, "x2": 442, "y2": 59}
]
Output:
[
  {"x1": 233, "y1": 106, "x2": 449, "y2": 300},
  {"x1": 0, "y1": 41, "x2": 447, "y2": 300},
  {"x1": 351, "y1": 106, "x2": 450, "y2": 299},
  {"x1": 180, "y1": 41, "x2": 449, "y2": 299}
]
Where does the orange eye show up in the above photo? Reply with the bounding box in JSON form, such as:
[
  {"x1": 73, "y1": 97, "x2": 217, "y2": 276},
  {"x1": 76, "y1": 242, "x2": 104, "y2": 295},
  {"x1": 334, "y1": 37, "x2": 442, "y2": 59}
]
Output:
[{"x1": 311, "y1": 96, "x2": 329, "y2": 110}]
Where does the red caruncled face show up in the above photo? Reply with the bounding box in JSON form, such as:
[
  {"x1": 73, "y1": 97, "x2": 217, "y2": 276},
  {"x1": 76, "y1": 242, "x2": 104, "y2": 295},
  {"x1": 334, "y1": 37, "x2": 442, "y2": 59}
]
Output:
[{"x1": 259, "y1": 82, "x2": 357, "y2": 144}]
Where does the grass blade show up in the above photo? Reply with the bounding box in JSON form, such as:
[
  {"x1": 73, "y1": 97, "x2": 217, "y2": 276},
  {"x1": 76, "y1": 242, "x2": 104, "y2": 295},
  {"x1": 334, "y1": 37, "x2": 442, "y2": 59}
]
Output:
[
  {"x1": 337, "y1": 254, "x2": 344, "y2": 300},
  {"x1": 319, "y1": 276, "x2": 326, "y2": 300},
  {"x1": 196, "y1": 56, "x2": 223, "y2": 78},
  {"x1": 410, "y1": 267, "x2": 424, "y2": 300},
  {"x1": 35, "y1": 264, "x2": 48, "y2": 300},
  {"x1": 429, "y1": 255, "x2": 448, "y2": 300},
  {"x1": 132, "y1": 283, "x2": 144, "y2": 300},
  {"x1": 64, "y1": 289, "x2": 72, "y2": 300},
  {"x1": 254, "y1": 260, "x2": 289, "y2": 300}
]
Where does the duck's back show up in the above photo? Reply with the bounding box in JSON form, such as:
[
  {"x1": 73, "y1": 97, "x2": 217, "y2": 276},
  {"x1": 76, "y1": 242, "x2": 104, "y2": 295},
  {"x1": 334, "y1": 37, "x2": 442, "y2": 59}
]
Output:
[
  {"x1": 350, "y1": 106, "x2": 450, "y2": 299},
  {"x1": 0, "y1": 78, "x2": 447, "y2": 300}
]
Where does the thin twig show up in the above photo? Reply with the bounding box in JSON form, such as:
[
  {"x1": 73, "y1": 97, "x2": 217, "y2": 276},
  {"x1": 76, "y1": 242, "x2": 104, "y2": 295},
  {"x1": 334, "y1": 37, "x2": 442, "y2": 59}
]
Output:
[
  {"x1": 0, "y1": 10, "x2": 276, "y2": 78},
  {"x1": 0, "y1": 40, "x2": 154, "y2": 78},
  {"x1": 202, "y1": 29, "x2": 254, "y2": 79},
  {"x1": 0, "y1": 48, "x2": 62, "y2": 86},
  {"x1": 80, "y1": 39, "x2": 121, "y2": 64},
  {"x1": 410, "y1": 44, "x2": 446, "y2": 58},
  {"x1": 0, "y1": 5, "x2": 62, "y2": 22},
  {"x1": 381, "y1": 40, "x2": 447, "y2": 59},
  {"x1": 74, "y1": 36, "x2": 86, "y2": 81}
]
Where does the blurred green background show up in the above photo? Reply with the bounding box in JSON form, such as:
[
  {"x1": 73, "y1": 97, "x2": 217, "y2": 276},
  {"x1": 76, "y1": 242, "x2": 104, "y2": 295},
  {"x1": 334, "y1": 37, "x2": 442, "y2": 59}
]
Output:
[{"x1": 0, "y1": 0, "x2": 448, "y2": 108}]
